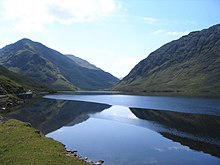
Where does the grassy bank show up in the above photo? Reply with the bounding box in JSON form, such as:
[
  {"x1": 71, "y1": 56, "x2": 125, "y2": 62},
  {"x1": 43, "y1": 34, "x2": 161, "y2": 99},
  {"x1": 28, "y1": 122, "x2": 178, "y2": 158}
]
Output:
[{"x1": 0, "y1": 119, "x2": 89, "y2": 165}]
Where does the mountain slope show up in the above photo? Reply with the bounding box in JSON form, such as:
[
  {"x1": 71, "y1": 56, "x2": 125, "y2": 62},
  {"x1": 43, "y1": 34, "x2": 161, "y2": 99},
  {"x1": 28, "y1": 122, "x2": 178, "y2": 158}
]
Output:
[
  {"x1": 0, "y1": 65, "x2": 50, "y2": 95},
  {"x1": 0, "y1": 39, "x2": 119, "y2": 90},
  {"x1": 114, "y1": 24, "x2": 220, "y2": 95},
  {"x1": 66, "y1": 54, "x2": 101, "y2": 70}
]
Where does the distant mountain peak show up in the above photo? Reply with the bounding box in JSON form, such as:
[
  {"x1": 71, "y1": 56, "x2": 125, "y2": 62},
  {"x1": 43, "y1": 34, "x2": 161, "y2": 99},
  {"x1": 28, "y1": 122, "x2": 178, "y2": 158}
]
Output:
[
  {"x1": 15, "y1": 38, "x2": 36, "y2": 47},
  {"x1": 19, "y1": 38, "x2": 33, "y2": 42}
]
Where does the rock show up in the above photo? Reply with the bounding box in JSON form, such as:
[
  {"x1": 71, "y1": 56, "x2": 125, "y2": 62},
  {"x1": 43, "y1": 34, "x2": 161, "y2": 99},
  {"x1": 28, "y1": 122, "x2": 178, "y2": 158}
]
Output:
[
  {"x1": 94, "y1": 160, "x2": 104, "y2": 165},
  {"x1": 66, "y1": 150, "x2": 78, "y2": 157},
  {"x1": 70, "y1": 150, "x2": 77, "y2": 154},
  {"x1": 25, "y1": 123, "x2": 32, "y2": 127}
]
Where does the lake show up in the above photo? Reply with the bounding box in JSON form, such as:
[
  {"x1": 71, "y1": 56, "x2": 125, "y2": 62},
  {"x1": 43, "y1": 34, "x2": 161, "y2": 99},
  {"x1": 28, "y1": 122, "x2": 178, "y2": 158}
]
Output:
[{"x1": 6, "y1": 92, "x2": 220, "y2": 165}]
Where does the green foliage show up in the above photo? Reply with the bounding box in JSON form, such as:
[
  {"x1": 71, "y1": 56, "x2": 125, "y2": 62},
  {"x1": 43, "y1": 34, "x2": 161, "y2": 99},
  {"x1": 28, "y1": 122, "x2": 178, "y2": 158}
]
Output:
[
  {"x1": 114, "y1": 24, "x2": 220, "y2": 96},
  {"x1": 0, "y1": 119, "x2": 88, "y2": 165}
]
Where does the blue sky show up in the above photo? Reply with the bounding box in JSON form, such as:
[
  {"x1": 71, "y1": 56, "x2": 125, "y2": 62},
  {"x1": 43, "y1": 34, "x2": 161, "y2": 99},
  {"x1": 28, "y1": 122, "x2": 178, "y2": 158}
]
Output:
[{"x1": 0, "y1": 0, "x2": 219, "y2": 78}]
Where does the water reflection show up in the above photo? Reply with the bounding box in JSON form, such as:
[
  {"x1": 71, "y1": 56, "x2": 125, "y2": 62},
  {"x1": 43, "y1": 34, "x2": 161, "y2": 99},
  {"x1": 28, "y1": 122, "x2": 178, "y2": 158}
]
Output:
[
  {"x1": 5, "y1": 96, "x2": 220, "y2": 164},
  {"x1": 45, "y1": 94, "x2": 220, "y2": 115},
  {"x1": 6, "y1": 99, "x2": 110, "y2": 134},
  {"x1": 130, "y1": 108, "x2": 220, "y2": 157},
  {"x1": 47, "y1": 105, "x2": 220, "y2": 164}
]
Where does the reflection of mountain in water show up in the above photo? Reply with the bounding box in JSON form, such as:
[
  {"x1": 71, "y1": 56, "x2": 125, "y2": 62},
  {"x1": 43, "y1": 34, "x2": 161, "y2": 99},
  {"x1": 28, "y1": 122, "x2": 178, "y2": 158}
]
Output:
[
  {"x1": 6, "y1": 99, "x2": 111, "y2": 134},
  {"x1": 130, "y1": 108, "x2": 220, "y2": 158}
]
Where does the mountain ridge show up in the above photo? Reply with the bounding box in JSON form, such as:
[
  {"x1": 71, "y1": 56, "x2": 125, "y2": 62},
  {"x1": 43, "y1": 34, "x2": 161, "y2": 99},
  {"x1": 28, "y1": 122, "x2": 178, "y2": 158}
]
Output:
[
  {"x1": 66, "y1": 54, "x2": 101, "y2": 71},
  {"x1": 0, "y1": 38, "x2": 119, "y2": 90},
  {"x1": 114, "y1": 24, "x2": 220, "y2": 95}
]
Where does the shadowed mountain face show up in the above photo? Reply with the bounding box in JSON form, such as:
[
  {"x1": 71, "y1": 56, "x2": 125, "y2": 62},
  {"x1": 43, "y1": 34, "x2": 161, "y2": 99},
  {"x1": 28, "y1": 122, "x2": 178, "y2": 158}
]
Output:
[
  {"x1": 130, "y1": 108, "x2": 220, "y2": 158},
  {"x1": 0, "y1": 38, "x2": 119, "y2": 90},
  {"x1": 6, "y1": 99, "x2": 111, "y2": 134},
  {"x1": 0, "y1": 65, "x2": 50, "y2": 94},
  {"x1": 114, "y1": 24, "x2": 220, "y2": 95}
]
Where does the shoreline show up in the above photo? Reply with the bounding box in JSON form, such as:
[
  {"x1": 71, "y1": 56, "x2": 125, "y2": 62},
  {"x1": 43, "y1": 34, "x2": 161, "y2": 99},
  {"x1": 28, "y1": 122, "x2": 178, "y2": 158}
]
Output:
[
  {"x1": 0, "y1": 119, "x2": 104, "y2": 165},
  {"x1": 0, "y1": 94, "x2": 105, "y2": 165}
]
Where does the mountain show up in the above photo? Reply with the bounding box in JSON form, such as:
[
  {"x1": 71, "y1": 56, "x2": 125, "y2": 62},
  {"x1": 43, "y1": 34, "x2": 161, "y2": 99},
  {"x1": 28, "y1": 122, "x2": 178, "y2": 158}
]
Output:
[
  {"x1": 0, "y1": 39, "x2": 119, "y2": 90},
  {"x1": 66, "y1": 54, "x2": 101, "y2": 70},
  {"x1": 114, "y1": 24, "x2": 220, "y2": 95},
  {"x1": 0, "y1": 65, "x2": 50, "y2": 95}
]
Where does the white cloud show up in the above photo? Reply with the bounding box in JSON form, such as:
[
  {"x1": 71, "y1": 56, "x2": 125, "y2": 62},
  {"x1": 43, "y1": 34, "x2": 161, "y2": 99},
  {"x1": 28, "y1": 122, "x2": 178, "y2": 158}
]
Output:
[
  {"x1": 166, "y1": 30, "x2": 189, "y2": 36},
  {"x1": 111, "y1": 57, "x2": 142, "y2": 78},
  {"x1": 2, "y1": 0, "x2": 120, "y2": 32},
  {"x1": 143, "y1": 17, "x2": 157, "y2": 24},
  {"x1": 152, "y1": 29, "x2": 165, "y2": 35},
  {"x1": 151, "y1": 29, "x2": 189, "y2": 37}
]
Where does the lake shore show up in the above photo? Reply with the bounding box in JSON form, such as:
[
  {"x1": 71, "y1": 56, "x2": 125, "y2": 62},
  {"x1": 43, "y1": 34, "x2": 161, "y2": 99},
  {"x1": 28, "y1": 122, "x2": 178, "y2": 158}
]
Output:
[
  {"x1": 1, "y1": 93, "x2": 219, "y2": 164},
  {"x1": 0, "y1": 119, "x2": 104, "y2": 165}
]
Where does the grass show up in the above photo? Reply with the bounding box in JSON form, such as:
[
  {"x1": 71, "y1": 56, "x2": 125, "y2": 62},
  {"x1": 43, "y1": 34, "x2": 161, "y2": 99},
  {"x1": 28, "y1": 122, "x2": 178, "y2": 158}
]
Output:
[
  {"x1": 0, "y1": 75, "x2": 22, "y2": 94},
  {"x1": 0, "y1": 119, "x2": 89, "y2": 165}
]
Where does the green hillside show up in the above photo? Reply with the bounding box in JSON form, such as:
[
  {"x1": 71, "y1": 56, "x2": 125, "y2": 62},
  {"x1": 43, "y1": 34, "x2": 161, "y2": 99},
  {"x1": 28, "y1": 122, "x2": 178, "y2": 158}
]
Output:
[
  {"x1": 114, "y1": 24, "x2": 220, "y2": 95},
  {"x1": 0, "y1": 65, "x2": 50, "y2": 95},
  {"x1": 0, "y1": 39, "x2": 118, "y2": 90}
]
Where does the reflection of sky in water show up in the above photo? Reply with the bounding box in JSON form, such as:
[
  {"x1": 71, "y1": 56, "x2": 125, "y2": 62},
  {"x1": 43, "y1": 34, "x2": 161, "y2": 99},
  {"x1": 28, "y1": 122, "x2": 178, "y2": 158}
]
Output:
[
  {"x1": 47, "y1": 105, "x2": 220, "y2": 165},
  {"x1": 91, "y1": 105, "x2": 138, "y2": 119}
]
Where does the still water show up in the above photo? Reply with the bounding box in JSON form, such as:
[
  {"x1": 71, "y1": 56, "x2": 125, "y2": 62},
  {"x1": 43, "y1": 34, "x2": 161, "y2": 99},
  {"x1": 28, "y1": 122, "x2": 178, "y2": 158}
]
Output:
[{"x1": 6, "y1": 92, "x2": 220, "y2": 164}]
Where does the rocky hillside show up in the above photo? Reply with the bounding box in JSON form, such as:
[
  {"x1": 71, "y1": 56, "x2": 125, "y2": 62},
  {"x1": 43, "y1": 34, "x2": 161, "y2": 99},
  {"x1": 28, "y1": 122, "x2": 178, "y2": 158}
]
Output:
[
  {"x1": 0, "y1": 39, "x2": 119, "y2": 90},
  {"x1": 114, "y1": 24, "x2": 220, "y2": 95}
]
